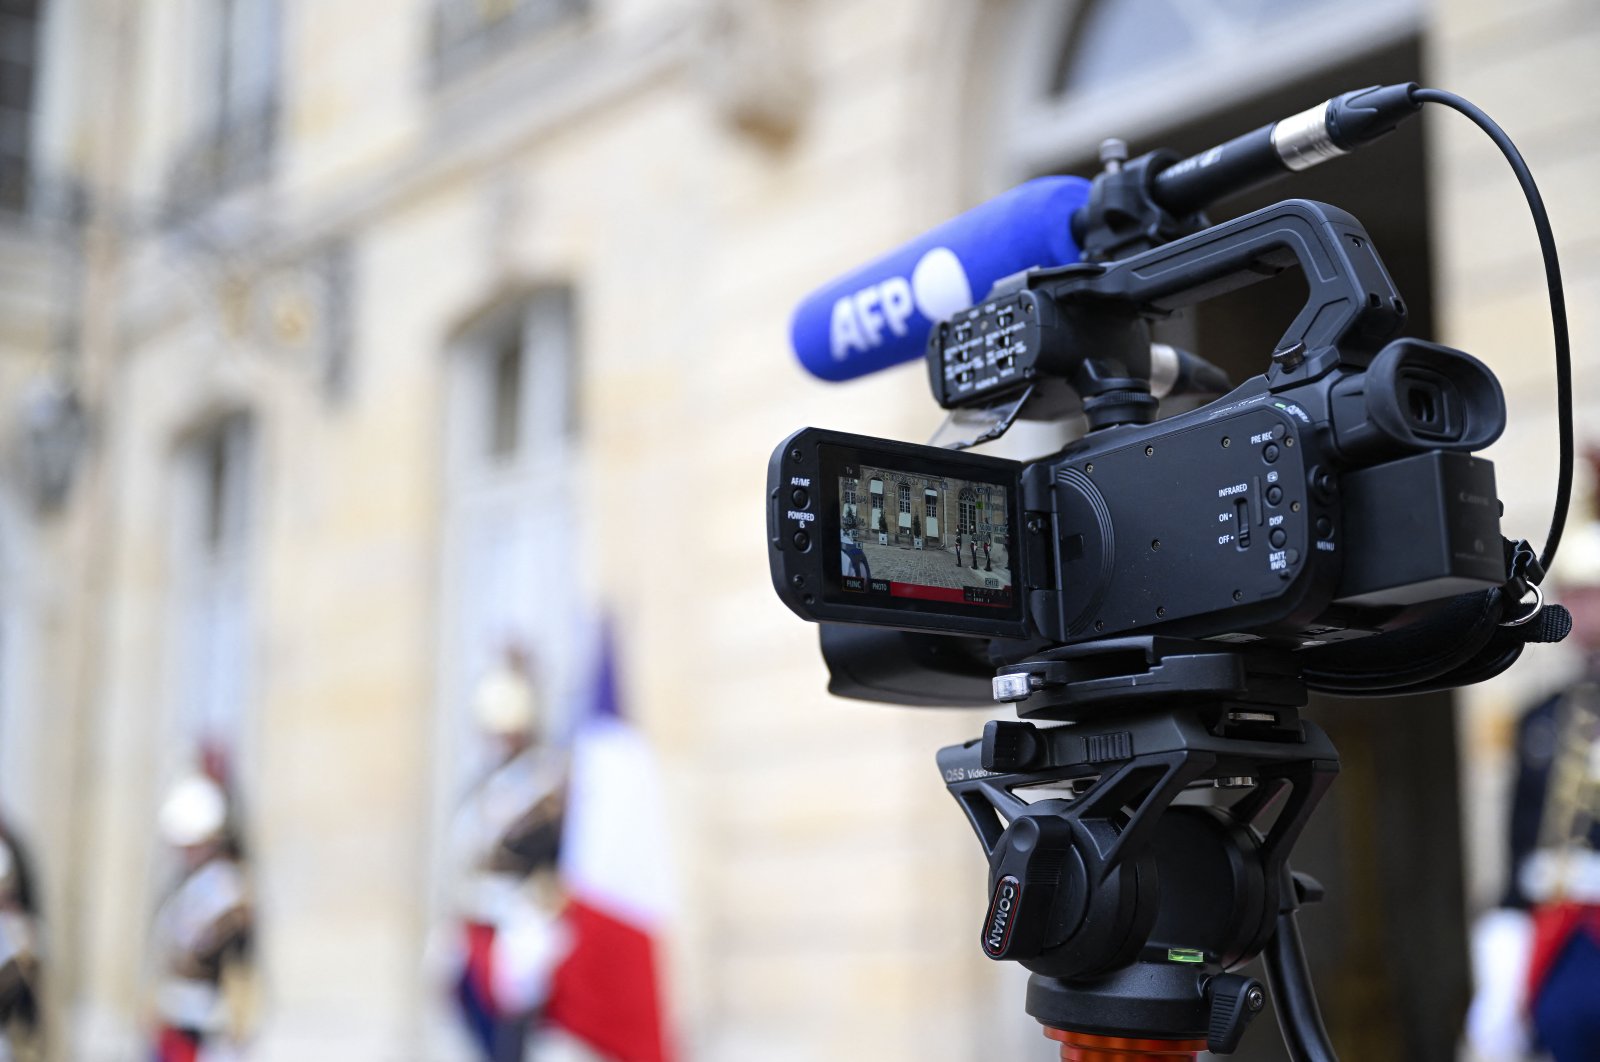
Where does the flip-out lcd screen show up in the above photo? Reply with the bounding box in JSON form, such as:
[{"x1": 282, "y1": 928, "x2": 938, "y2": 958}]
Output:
[{"x1": 827, "y1": 450, "x2": 1016, "y2": 617}]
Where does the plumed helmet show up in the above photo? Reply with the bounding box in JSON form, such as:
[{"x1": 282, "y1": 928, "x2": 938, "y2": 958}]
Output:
[
  {"x1": 1558, "y1": 519, "x2": 1600, "y2": 589},
  {"x1": 1552, "y1": 446, "x2": 1600, "y2": 589},
  {"x1": 1551, "y1": 447, "x2": 1600, "y2": 654},
  {"x1": 473, "y1": 665, "x2": 539, "y2": 736},
  {"x1": 158, "y1": 773, "x2": 228, "y2": 847}
]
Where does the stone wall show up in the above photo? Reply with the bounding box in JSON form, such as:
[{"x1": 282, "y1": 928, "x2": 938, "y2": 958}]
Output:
[{"x1": 2, "y1": 1, "x2": 1593, "y2": 1060}]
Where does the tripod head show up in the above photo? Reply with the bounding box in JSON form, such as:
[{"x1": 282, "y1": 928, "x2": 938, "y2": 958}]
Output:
[{"x1": 942, "y1": 640, "x2": 1338, "y2": 1058}]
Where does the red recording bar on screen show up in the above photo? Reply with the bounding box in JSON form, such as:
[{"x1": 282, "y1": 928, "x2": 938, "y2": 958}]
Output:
[{"x1": 889, "y1": 582, "x2": 1011, "y2": 607}]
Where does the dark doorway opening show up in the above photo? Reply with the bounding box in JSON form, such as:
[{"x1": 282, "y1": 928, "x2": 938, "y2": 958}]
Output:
[{"x1": 1044, "y1": 37, "x2": 1470, "y2": 1062}]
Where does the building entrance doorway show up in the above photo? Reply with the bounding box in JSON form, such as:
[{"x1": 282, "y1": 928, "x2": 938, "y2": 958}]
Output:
[{"x1": 986, "y1": 8, "x2": 1469, "y2": 1057}]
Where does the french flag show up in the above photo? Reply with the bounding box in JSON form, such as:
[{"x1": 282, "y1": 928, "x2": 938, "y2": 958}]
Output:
[{"x1": 547, "y1": 625, "x2": 676, "y2": 1062}]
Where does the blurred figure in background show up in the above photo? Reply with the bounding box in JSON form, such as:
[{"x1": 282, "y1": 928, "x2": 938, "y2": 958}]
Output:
[
  {"x1": 449, "y1": 656, "x2": 570, "y2": 1062},
  {"x1": 1468, "y1": 450, "x2": 1600, "y2": 1062},
  {"x1": 150, "y1": 771, "x2": 255, "y2": 1062},
  {"x1": 0, "y1": 826, "x2": 40, "y2": 1062}
]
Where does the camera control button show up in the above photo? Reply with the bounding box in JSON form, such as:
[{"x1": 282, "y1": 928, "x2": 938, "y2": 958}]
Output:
[
  {"x1": 791, "y1": 487, "x2": 810, "y2": 508},
  {"x1": 792, "y1": 530, "x2": 810, "y2": 551},
  {"x1": 1266, "y1": 485, "x2": 1283, "y2": 505},
  {"x1": 1315, "y1": 516, "x2": 1334, "y2": 538},
  {"x1": 1263, "y1": 444, "x2": 1281, "y2": 464},
  {"x1": 1269, "y1": 527, "x2": 1288, "y2": 549}
]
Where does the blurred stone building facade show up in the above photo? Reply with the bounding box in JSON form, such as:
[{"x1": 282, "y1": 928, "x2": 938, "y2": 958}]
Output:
[
  {"x1": 847, "y1": 467, "x2": 1002, "y2": 549},
  {"x1": 0, "y1": 1, "x2": 1595, "y2": 1060}
]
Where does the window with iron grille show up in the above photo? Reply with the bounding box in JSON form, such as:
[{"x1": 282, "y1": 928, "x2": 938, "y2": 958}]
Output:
[
  {"x1": 171, "y1": 0, "x2": 281, "y2": 202},
  {"x1": 431, "y1": 0, "x2": 587, "y2": 84},
  {"x1": 0, "y1": 0, "x2": 39, "y2": 214},
  {"x1": 173, "y1": 413, "x2": 255, "y2": 753}
]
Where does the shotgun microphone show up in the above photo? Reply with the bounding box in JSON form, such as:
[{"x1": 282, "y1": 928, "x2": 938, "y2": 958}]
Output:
[
  {"x1": 789, "y1": 84, "x2": 1423, "y2": 384},
  {"x1": 788, "y1": 176, "x2": 1090, "y2": 383}
]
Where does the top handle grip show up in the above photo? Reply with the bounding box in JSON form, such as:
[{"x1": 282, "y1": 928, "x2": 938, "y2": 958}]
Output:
[{"x1": 1045, "y1": 199, "x2": 1406, "y2": 386}]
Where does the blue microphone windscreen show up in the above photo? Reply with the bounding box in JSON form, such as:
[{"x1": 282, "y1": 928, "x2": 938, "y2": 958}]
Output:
[{"x1": 789, "y1": 176, "x2": 1091, "y2": 382}]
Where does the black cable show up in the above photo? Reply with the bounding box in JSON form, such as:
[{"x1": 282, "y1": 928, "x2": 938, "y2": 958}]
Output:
[
  {"x1": 1263, "y1": 910, "x2": 1338, "y2": 1062},
  {"x1": 1411, "y1": 87, "x2": 1574, "y2": 577}
]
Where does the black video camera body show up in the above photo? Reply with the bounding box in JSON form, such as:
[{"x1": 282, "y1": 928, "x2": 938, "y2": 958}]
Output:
[{"x1": 769, "y1": 200, "x2": 1510, "y2": 681}]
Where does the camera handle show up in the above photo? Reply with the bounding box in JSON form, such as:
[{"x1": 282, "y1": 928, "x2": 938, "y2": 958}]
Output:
[
  {"x1": 939, "y1": 641, "x2": 1341, "y2": 1058},
  {"x1": 1030, "y1": 199, "x2": 1406, "y2": 397}
]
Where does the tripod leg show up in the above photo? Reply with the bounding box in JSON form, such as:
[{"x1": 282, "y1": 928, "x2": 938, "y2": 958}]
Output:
[{"x1": 1262, "y1": 909, "x2": 1338, "y2": 1062}]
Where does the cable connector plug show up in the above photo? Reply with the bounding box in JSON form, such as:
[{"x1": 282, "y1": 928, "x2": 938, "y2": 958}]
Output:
[{"x1": 1326, "y1": 82, "x2": 1422, "y2": 150}]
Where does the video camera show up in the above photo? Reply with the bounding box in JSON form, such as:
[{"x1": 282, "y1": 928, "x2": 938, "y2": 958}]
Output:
[
  {"x1": 771, "y1": 197, "x2": 1507, "y2": 648},
  {"x1": 769, "y1": 85, "x2": 1567, "y2": 711},
  {"x1": 763, "y1": 83, "x2": 1574, "y2": 1058}
]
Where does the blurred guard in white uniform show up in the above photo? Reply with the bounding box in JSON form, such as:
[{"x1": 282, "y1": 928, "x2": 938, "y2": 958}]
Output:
[
  {"x1": 151, "y1": 774, "x2": 254, "y2": 1062},
  {"x1": 450, "y1": 663, "x2": 570, "y2": 1062},
  {"x1": 0, "y1": 833, "x2": 40, "y2": 1062},
  {"x1": 1468, "y1": 452, "x2": 1600, "y2": 1062}
]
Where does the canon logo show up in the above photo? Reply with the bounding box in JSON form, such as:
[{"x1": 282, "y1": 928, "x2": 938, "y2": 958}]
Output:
[{"x1": 983, "y1": 875, "x2": 1021, "y2": 956}]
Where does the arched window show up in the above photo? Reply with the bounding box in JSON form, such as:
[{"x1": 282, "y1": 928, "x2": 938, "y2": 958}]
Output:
[
  {"x1": 437, "y1": 287, "x2": 581, "y2": 791},
  {"x1": 998, "y1": 0, "x2": 1420, "y2": 182},
  {"x1": 959, "y1": 487, "x2": 977, "y2": 534},
  {"x1": 171, "y1": 411, "x2": 256, "y2": 756}
]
